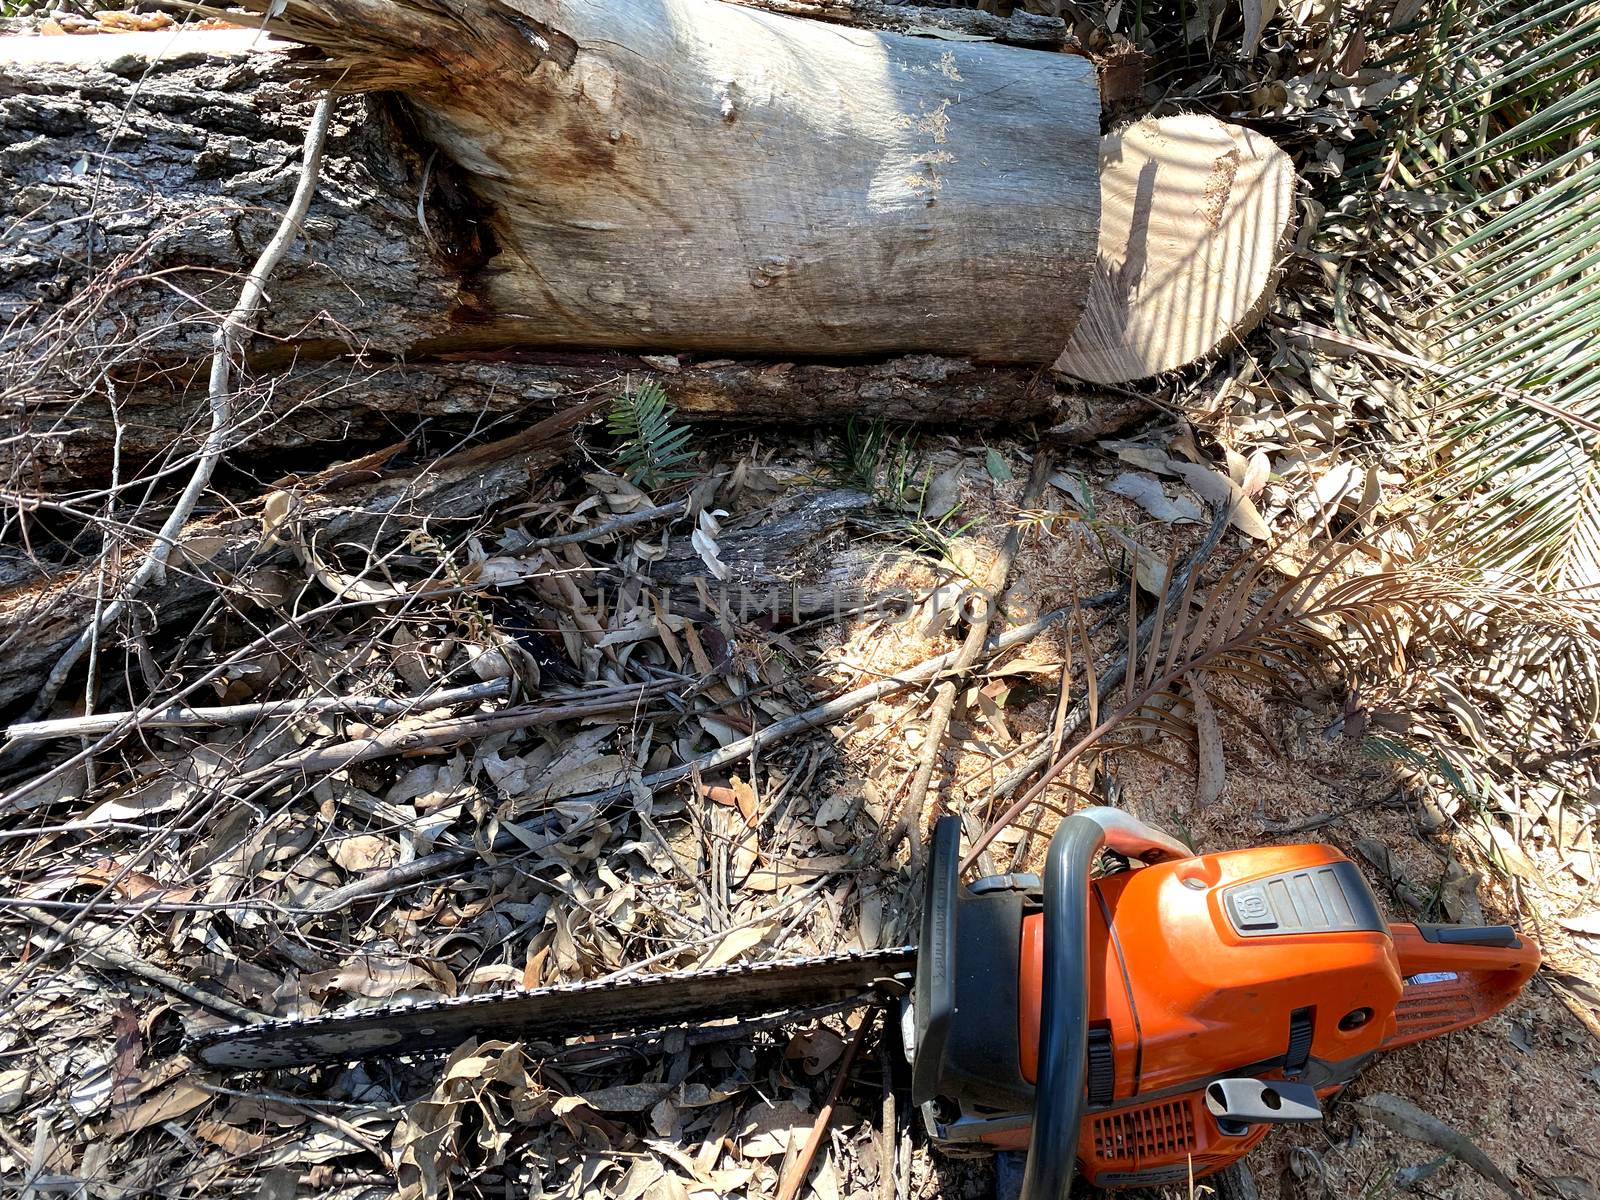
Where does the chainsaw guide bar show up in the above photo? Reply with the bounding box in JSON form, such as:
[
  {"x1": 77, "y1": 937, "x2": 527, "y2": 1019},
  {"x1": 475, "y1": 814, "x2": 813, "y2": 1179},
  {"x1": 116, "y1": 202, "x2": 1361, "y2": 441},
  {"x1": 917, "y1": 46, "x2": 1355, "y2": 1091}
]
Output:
[{"x1": 190, "y1": 946, "x2": 917, "y2": 1069}]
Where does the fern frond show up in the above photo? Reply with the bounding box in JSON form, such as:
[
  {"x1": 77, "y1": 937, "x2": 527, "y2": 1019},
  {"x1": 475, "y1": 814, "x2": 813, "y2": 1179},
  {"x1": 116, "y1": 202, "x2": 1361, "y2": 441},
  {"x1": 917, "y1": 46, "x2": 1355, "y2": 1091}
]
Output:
[{"x1": 607, "y1": 379, "x2": 696, "y2": 490}]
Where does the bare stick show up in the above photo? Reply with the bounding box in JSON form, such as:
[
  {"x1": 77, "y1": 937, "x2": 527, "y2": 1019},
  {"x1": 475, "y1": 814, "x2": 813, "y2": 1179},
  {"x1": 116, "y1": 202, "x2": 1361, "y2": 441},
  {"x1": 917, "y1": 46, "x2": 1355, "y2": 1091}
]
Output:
[
  {"x1": 886, "y1": 449, "x2": 1053, "y2": 863},
  {"x1": 522, "y1": 500, "x2": 687, "y2": 550},
  {"x1": 19, "y1": 96, "x2": 336, "y2": 725},
  {"x1": 5, "y1": 679, "x2": 511, "y2": 743},
  {"x1": 17, "y1": 905, "x2": 260, "y2": 1023},
  {"x1": 227, "y1": 682, "x2": 671, "y2": 801},
  {"x1": 776, "y1": 1006, "x2": 878, "y2": 1200}
]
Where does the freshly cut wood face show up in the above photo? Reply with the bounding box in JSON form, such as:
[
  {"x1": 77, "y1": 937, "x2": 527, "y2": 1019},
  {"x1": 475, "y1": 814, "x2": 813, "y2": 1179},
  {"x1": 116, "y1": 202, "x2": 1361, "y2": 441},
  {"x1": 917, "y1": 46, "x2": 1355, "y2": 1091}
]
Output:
[{"x1": 1054, "y1": 114, "x2": 1296, "y2": 384}]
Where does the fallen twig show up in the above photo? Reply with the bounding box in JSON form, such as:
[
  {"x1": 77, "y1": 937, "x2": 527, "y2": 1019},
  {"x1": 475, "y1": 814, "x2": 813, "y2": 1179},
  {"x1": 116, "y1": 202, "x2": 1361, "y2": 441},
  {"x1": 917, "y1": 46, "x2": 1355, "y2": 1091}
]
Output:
[
  {"x1": 228, "y1": 681, "x2": 673, "y2": 802},
  {"x1": 522, "y1": 500, "x2": 688, "y2": 550},
  {"x1": 17, "y1": 905, "x2": 261, "y2": 1023},
  {"x1": 20, "y1": 97, "x2": 336, "y2": 727},
  {"x1": 1354, "y1": 1093, "x2": 1520, "y2": 1199},
  {"x1": 776, "y1": 1005, "x2": 878, "y2": 1200},
  {"x1": 5, "y1": 679, "x2": 512, "y2": 743}
]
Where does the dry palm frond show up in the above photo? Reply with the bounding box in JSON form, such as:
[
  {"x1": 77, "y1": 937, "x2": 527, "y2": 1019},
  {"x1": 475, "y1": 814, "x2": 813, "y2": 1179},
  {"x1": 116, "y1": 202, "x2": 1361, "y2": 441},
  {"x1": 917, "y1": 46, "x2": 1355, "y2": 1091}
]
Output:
[{"x1": 964, "y1": 528, "x2": 1600, "y2": 866}]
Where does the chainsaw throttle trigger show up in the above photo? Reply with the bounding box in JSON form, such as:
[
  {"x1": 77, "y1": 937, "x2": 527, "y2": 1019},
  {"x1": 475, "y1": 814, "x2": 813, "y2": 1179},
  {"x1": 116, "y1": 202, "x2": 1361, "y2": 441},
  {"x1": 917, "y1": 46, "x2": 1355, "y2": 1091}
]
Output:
[{"x1": 1204, "y1": 1078, "x2": 1323, "y2": 1136}]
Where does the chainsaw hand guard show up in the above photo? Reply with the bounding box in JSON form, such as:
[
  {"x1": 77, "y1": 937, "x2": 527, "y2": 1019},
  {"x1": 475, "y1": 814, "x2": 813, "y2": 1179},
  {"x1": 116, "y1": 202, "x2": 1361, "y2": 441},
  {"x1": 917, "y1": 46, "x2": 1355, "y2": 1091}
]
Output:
[{"x1": 1021, "y1": 810, "x2": 1189, "y2": 1200}]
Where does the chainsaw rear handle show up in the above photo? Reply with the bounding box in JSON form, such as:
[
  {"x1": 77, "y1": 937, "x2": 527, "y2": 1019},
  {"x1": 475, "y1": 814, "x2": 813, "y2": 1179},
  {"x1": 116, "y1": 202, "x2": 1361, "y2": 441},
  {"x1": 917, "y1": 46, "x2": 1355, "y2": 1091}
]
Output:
[
  {"x1": 1381, "y1": 920, "x2": 1541, "y2": 1050},
  {"x1": 1020, "y1": 809, "x2": 1191, "y2": 1200}
]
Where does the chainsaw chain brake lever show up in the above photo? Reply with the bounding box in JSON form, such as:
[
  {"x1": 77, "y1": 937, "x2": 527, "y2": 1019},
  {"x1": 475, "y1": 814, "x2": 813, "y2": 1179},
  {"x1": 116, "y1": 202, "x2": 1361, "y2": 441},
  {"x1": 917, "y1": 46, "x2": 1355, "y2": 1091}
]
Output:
[
  {"x1": 1204, "y1": 1077, "x2": 1324, "y2": 1137},
  {"x1": 1075, "y1": 806, "x2": 1193, "y2": 864}
]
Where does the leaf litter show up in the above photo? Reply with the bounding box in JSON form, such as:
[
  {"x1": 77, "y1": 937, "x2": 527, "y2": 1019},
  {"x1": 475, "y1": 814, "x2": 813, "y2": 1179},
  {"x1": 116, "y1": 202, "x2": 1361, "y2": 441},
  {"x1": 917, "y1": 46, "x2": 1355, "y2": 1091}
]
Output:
[{"x1": 0, "y1": 408, "x2": 1594, "y2": 1199}]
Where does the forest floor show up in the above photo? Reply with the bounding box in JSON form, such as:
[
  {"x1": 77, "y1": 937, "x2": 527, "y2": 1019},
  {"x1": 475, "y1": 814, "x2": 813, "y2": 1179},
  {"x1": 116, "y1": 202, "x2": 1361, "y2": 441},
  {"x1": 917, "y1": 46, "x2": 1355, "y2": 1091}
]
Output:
[
  {"x1": 2, "y1": 4, "x2": 1598, "y2": 1200},
  {"x1": 2, "y1": 420, "x2": 1598, "y2": 1200}
]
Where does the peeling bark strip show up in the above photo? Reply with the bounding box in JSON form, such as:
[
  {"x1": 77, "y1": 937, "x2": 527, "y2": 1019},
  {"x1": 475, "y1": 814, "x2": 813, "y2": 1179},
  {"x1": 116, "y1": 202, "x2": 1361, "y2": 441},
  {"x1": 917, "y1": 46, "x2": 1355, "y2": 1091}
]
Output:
[
  {"x1": 230, "y1": 0, "x2": 1102, "y2": 360},
  {"x1": 729, "y1": 0, "x2": 1074, "y2": 47}
]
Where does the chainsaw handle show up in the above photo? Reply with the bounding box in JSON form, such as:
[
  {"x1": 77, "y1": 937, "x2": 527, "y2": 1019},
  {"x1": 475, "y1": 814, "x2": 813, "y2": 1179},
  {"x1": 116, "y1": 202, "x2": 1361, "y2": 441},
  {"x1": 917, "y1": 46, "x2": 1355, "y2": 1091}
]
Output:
[
  {"x1": 1019, "y1": 813, "x2": 1105, "y2": 1200},
  {"x1": 1382, "y1": 921, "x2": 1541, "y2": 1051}
]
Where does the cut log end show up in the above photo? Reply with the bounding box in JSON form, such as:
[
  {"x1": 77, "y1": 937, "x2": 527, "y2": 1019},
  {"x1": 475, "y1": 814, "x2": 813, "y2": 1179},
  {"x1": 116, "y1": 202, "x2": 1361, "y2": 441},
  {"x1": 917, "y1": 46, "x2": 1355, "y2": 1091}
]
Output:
[{"x1": 1053, "y1": 114, "x2": 1297, "y2": 386}]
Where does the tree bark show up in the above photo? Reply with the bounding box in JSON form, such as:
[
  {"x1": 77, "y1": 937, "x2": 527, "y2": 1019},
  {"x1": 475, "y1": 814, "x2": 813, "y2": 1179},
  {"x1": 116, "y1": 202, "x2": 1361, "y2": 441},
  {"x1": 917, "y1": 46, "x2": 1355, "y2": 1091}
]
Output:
[
  {"x1": 12, "y1": 351, "x2": 1053, "y2": 487},
  {"x1": 731, "y1": 0, "x2": 1073, "y2": 47}
]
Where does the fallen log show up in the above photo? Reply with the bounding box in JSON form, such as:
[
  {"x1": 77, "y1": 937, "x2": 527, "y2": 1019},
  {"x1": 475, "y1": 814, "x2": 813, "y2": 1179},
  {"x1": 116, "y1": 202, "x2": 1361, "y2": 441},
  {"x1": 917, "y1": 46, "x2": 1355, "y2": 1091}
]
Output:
[
  {"x1": 12, "y1": 351, "x2": 1054, "y2": 490},
  {"x1": 1054, "y1": 114, "x2": 1297, "y2": 384},
  {"x1": 1, "y1": 16, "x2": 1091, "y2": 486},
  {"x1": 234, "y1": 0, "x2": 1101, "y2": 360}
]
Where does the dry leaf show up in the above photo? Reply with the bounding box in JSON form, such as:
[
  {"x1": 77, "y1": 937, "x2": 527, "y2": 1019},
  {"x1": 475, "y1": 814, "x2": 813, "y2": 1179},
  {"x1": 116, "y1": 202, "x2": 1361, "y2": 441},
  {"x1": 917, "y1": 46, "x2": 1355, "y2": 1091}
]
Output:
[
  {"x1": 1558, "y1": 910, "x2": 1600, "y2": 937},
  {"x1": 923, "y1": 465, "x2": 963, "y2": 519},
  {"x1": 701, "y1": 922, "x2": 773, "y2": 969},
  {"x1": 692, "y1": 510, "x2": 731, "y2": 582},
  {"x1": 1240, "y1": 450, "x2": 1271, "y2": 497},
  {"x1": 308, "y1": 956, "x2": 457, "y2": 999},
  {"x1": 738, "y1": 1100, "x2": 812, "y2": 1157},
  {"x1": 1108, "y1": 530, "x2": 1169, "y2": 595},
  {"x1": 1171, "y1": 462, "x2": 1272, "y2": 539},
  {"x1": 1356, "y1": 1093, "x2": 1519, "y2": 1198},
  {"x1": 195, "y1": 1119, "x2": 271, "y2": 1155},
  {"x1": 329, "y1": 834, "x2": 400, "y2": 873},
  {"x1": 105, "y1": 1079, "x2": 211, "y2": 1138},
  {"x1": 1191, "y1": 676, "x2": 1225, "y2": 805},
  {"x1": 0, "y1": 1067, "x2": 29, "y2": 1115},
  {"x1": 1048, "y1": 470, "x2": 1093, "y2": 510},
  {"x1": 1108, "y1": 442, "x2": 1177, "y2": 474},
  {"x1": 1241, "y1": 0, "x2": 1278, "y2": 56},
  {"x1": 785, "y1": 1028, "x2": 845, "y2": 1075},
  {"x1": 1108, "y1": 471, "x2": 1204, "y2": 524}
]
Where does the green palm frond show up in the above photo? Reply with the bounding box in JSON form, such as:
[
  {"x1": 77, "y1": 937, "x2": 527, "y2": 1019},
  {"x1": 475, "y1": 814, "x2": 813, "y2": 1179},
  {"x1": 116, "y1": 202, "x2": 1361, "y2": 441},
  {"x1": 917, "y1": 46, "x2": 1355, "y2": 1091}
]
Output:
[
  {"x1": 606, "y1": 378, "x2": 696, "y2": 490},
  {"x1": 1356, "y1": 0, "x2": 1600, "y2": 585}
]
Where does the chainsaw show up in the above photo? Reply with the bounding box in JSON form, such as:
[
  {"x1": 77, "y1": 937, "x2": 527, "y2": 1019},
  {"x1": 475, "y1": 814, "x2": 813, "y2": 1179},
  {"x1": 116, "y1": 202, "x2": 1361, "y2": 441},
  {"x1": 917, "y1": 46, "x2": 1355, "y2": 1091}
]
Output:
[{"x1": 192, "y1": 809, "x2": 1539, "y2": 1197}]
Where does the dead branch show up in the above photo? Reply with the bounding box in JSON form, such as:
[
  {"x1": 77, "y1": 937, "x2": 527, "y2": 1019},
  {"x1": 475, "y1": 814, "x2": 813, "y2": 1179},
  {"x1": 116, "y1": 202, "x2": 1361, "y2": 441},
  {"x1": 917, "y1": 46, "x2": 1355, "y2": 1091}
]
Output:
[
  {"x1": 886, "y1": 449, "x2": 1054, "y2": 865},
  {"x1": 17, "y1": 905, "x2": 261, "y2": 1023},
  {"x1": 4, "y1": 679, "x2": 512, "y2": 743},
  {"x1": 18, "y1": 97, "x2": 336, "y2": 726},
  {"x1": 776, "y1": 1005, "x2": 878, "y2": 1200}
]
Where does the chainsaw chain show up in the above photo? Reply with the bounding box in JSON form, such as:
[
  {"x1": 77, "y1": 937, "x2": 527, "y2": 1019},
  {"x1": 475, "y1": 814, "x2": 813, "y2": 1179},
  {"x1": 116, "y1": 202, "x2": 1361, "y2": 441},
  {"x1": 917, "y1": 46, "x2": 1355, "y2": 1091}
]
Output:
[{"x1": 190, "y1": 946, "x2": 918, "y2": 1067}]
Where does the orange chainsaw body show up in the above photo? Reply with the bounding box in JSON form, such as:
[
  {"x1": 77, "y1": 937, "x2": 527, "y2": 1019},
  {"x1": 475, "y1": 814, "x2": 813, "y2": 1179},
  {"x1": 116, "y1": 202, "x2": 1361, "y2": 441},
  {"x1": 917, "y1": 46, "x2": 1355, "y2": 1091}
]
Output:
[{"x1": 912, "y1": 838, "x2": 1539, "y2": 1189}]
